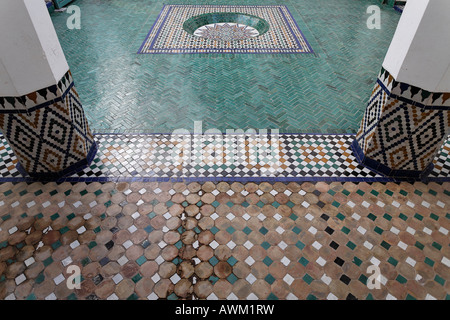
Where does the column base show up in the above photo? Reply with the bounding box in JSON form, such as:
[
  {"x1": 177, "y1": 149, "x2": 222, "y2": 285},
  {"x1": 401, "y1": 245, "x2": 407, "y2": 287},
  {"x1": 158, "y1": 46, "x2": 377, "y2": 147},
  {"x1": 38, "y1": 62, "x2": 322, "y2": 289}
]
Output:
[
  {"x1": 351, "y1": 139, "x2": 434, "y2": 180},
  {"x1": 16, "y1": 141, "x2": 97, "y2": 180}
]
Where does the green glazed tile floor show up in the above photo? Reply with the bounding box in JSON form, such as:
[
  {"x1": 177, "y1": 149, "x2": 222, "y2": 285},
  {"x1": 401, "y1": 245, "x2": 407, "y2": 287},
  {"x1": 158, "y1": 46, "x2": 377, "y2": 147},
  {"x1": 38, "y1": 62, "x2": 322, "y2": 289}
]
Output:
[{"x1": 50, "y1": 0, "x2": 401, "y2": 134}]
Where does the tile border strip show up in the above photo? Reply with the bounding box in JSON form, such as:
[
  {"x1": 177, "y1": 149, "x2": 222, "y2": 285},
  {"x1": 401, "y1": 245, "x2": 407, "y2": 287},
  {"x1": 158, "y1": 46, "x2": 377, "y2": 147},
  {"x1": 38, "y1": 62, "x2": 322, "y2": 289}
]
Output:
[
  {"x1": 0, "y1": 132, "x2": 448, "y2": 183},
  {"x1": 137, "y1": 4, "x2": 314, "y2": 55}
]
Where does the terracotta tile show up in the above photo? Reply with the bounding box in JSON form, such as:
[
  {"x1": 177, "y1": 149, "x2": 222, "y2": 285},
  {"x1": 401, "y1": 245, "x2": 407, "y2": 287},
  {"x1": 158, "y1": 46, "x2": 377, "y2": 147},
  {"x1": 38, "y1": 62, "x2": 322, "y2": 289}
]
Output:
[
  {"x1": 114, "y1": 278, "x2": 135, "y2": 299},
  {"x1": 194, "y1": 280, "x2": 213, "y2": 299}
]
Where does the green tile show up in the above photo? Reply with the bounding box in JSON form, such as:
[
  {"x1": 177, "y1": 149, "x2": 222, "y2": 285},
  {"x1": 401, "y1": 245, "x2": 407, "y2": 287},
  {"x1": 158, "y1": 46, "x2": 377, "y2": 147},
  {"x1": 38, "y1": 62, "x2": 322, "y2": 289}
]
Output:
[
  {"x1": 366, "y1": 293, "x2": 374, "y2": 300},
  {"x1": 210, "y1": 226, "x2": 219, "y2": 234},
  {"x1": 35, "y1": 272, "x2": 45, "y2": 284},
  {"x1": 43, "y1": 257, "x2": 54, "y2": 267},
  {"x1": 88, "y1": 241, "x2": 97, "y2": 249},
  {"x1": 424, "y1": 257, "x2": 434, "y2": 267},
  {"x1": 336, "y1": 213, "x2": 345, "y2": 221},
  {"x1": 51, "y1": 240, "x2": 62, "y2": 250},
  {"x1": 136, "y1": 256, "x2": 147, "y2": 266},
  {"x1": 302, "y1": 273, "x2": 313, "y2": 285},
  {"x1": 399, "y1": 213, "x2": 408, "y2": 221},
  {"x1": 295, "y1": 241, "x2": 305, "y2": 250},
  {"x1": 267, "y1": 293, "x2": 278, "y2": 300},
  {"x1": 383, "y1": 213, "x2": 392, "y2": 221},
  {"x1": 388, "y1": 257, "x2": 398, "y2": 267},
  {"x1": 132, "y1": 273, "x2": 142, "y2": 283},
  {"x1": 414, "y1": 241, "x2": 424, "y2": 250},
  {"x1": 209, "y1": 256, "x2": 219, "y2": 266},
  {"x1": 67, "y1": 293, "x2": 78, "y2": 300},
  {"x1": 341, "y1": 226, "x2": 350, "y2": 234},
  {"x1": 380, "y1": 241, "x2": 391, "y2": 250},
  {"x1": 332, "y1": 201, "x2": 340, "y2": 208},
  {"x1": 211, "y1": 200, "x2": 220, "y2": 208},
  {"x1": 50, "y1": 213, "x2": 60, "y2": 221},
  {"x1": 367, "y1": 213, "x2": 377, "y2": 221},
  {"x1": 263, "y1": 256, "x2": 273, "y2": 266},
  {"x1": 298, "y1": 257, "x2": 309, "y2": 266},
  {"x1": 352, "y1": 256, "x2": 362, "y2": 266},
  {"x1": 346, "y1": 241, "x2": 356, "y2": 250},
  {"x1": 358, "y1": 274, "x2": 368, "y2": 285},
  {"x1": 127, "y1": 293, "x2": 139, "y2": 300},
  {"x1": 374, "y1": 226, "x2": 383, "y2": 235},
  {"x1": 414, "y1": 213, "x2": 423, "y2": 221},
  {"x1": 227, "y1": 273, "x2": 238, "y2": 284},
  {"x1": 429, "y1": 213, "x2": 439, "y2": 221},
  {"x1": 434, "y1": 274, "x2": 445, "y2": 286},
  {"x1": 396, "y1": 274, "x2": 407, "y2": 284},
  {"x1": 264, "y1": 274, "x2": 275, "y2": 285},
  {"x1": 226, "y1": 226, "x2": 236, "y2": 234},
  {"x1": 432, "y1": 242, "x2": 442, "y2": 251},
  {"x1": 81, "y1": 257, "x2": 91, "y2": 266},
  {"x1": 227, "y1": 256, "x2": 237, "y2": 266},
  {"x1": 26, "y1": 293, "x2": 37, "y2": 300}
]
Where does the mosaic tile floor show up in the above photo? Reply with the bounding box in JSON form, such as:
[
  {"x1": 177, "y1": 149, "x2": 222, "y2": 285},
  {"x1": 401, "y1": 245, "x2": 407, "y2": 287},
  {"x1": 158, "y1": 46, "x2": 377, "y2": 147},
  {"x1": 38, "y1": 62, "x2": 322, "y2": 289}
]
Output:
[
  {"x1": 1, "y1": 134, "x2": 449, "y2": 183},
  {"x1": 0, "y1": 180, "x2": 448, "y2": 300},
  {"x1": 49, "y1": 0, "x2": 401, "y2": 133}
]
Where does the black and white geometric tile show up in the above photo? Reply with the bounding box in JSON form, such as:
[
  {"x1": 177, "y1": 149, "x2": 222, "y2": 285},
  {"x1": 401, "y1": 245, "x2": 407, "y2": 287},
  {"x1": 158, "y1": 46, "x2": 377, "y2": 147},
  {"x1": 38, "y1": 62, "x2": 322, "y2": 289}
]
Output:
[{"x1": 0, "y1": 133, "x2": 449, "y2": 182}]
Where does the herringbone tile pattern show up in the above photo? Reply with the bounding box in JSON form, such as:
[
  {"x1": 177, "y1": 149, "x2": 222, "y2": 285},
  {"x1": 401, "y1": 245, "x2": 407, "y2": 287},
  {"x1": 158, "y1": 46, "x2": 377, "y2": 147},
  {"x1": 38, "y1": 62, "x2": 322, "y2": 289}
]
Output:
[{"x1": 50, "y1": 0, "x2": 401, "y2": 133}]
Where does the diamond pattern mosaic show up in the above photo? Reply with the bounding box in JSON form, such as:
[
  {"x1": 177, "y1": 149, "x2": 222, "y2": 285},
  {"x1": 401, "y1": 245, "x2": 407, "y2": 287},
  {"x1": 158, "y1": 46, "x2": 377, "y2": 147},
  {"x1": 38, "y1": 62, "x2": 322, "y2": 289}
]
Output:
[
  {"x1": 0, "y1": 180, "x2": 448, "y2": 300},
  {"x1": 0, "y1": 133, "x2": 449, "y2": 183},
  {"x1": 138, "y1": 5, "x2": 313, "y2": 54}
]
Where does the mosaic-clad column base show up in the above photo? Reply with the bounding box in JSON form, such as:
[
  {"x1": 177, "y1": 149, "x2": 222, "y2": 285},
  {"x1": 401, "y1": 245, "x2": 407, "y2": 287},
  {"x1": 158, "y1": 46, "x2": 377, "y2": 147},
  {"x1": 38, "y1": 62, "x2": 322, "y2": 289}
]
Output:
[
  {"x1": 0, "y1": 71, "x2": 97, "y2": 180},
  {"x1": 353, "y1": 67, "x2": 450, "y2": 178}
]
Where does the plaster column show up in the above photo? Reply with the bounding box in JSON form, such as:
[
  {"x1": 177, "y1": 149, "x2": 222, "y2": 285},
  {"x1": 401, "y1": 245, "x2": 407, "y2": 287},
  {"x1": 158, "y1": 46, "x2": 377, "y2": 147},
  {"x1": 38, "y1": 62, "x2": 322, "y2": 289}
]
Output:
[
  {"x1": 352, "y1": 0, "x2": 450, "y2": 179},
  {"x1": 0, "y1": 0, "x2": 96, "y2": 179}
]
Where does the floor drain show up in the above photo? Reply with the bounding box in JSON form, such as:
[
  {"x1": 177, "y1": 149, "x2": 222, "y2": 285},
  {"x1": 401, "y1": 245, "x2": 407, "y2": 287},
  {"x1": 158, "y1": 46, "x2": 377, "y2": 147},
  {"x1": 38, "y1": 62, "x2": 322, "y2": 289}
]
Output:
[{"x1": 183, "y1": 12, "x2": 270, "y2": 41}]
